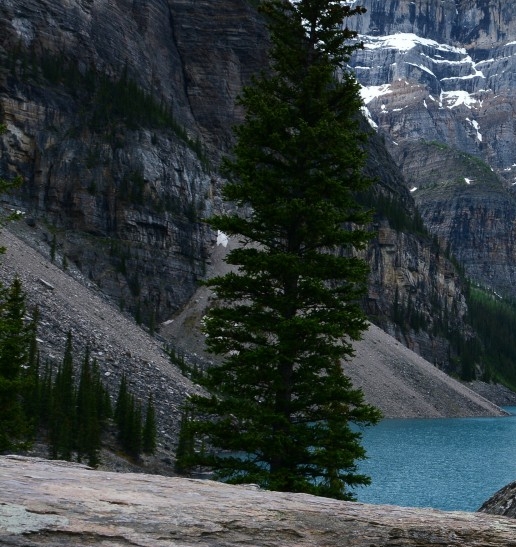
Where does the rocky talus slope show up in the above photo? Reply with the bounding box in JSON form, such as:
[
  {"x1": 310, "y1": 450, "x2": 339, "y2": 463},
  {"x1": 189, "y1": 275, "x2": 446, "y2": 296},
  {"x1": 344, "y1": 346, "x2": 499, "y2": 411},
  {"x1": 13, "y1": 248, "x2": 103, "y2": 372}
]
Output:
[
  {"x1": 0, "y1": 225, "x2": 203, "y2": 471},
  {"x1": 2, "y1": 455, "x2": 516, "y2": 547},
  {"x1": 0, "y1": 220, "x2": 509, "y2": 466}
]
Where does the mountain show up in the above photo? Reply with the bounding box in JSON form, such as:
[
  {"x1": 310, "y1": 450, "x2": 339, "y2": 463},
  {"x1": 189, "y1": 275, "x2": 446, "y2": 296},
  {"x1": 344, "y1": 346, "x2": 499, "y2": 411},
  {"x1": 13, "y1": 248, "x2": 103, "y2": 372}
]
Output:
[
  {"x1": 2, "y1": 0, "x2": 516, "y2": 412},
  {"x1": 0, "y1": 0, "x2": 268, "y2": 327},
  {"x1": 347, "y1": 0, "x2": 516, "y2": 299}
]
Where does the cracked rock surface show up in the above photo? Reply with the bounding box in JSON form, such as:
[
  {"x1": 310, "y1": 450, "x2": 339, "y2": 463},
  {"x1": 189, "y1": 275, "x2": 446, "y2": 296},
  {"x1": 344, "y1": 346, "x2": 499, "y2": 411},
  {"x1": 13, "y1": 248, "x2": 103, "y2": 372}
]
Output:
[{"x1": 2, "y1": 456, "x2": 516, "y2": 547}]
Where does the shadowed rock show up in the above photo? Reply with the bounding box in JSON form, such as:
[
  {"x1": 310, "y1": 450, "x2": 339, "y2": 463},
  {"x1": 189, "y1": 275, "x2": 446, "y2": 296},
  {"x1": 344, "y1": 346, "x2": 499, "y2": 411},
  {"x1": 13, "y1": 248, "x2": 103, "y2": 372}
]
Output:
[{"x1": 480, "y1": 482, "x2": 516, "y2": 519}]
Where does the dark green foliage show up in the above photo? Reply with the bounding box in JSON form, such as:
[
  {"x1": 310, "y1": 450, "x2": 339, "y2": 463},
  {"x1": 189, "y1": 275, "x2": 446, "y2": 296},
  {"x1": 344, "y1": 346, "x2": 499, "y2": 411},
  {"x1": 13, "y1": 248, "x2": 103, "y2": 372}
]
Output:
[
  {"x1": 187, "y1": 0, "x2": 381, "y2": 500},
  {"x1": 175, "y1": 409, "x2": 196, "y2": 474},
  {"x1": 143, "y1": 395, "x2": 157, "y2": 455},
  {"x1": 76, "y1": 349, "x2": 103, "y2": 467},
  {"x1": 6, "y1": 51, "x2": 209, "y2": 166},
  {"x1": 358, "y1": 191, "x2": 427, "y2": 235},
  {"x1": 49, "y1": 333, "x2": 76, "y2": 460},
  {"x1": 40, "y1": 338, "x2": 146, "y2": 466},
  {"x1": 390, "y1": 291, "x2": 428, "y2": 335},
  {"x1": 114, "y1": 374, "x2": 152, "y2": 460},
  {"x1": 467, "y1": 287, "x2": 516, "y2": 389},
  {"x1": 0, "y1": 278, "x2": 35, "y2": 452}
]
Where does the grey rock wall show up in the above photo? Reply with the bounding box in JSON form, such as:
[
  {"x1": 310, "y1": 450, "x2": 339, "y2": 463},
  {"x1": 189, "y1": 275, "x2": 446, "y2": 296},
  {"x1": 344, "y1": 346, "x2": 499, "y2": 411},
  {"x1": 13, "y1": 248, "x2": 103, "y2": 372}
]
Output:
[
  {"x1": 348, "y1": 0, "x2": 516, "y2": 300},
  {"x1": 0, "y1": 0, "x2": 268, "y2": 321}
]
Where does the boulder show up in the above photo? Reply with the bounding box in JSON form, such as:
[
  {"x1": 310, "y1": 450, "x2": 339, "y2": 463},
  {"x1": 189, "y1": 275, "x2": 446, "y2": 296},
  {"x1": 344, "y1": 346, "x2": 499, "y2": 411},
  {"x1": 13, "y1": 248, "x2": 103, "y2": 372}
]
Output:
[{"x1": 1, "y1": 455, "x2": 516, "y2": 547}]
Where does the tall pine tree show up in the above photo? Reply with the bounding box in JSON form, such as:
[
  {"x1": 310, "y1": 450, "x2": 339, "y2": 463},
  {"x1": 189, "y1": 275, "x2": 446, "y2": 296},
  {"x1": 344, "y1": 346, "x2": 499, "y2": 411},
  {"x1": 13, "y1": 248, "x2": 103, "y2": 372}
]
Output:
[
  {"x1": 187, "y1": 0, "x2": 381, "y2": 500},
  {"x1": 0, "y1": 278, "x2": 35, "y2": 451},
  {"x1": 49, "y1": 332, "x2": 76, "y2": 460},
  {"x1": 142, "y1": 394, "x2": 157, "y2": 455}
]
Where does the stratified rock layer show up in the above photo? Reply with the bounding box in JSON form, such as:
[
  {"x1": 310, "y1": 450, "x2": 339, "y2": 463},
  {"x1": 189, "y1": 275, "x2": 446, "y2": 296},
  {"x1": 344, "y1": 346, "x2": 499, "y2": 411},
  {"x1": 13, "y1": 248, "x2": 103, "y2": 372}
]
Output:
[
  {"x1": 1, "y1": 455, "x2": 516, "y2": 547},
  {"x1": 349, "y1": 0, "x2": 516, "y2": 300}
]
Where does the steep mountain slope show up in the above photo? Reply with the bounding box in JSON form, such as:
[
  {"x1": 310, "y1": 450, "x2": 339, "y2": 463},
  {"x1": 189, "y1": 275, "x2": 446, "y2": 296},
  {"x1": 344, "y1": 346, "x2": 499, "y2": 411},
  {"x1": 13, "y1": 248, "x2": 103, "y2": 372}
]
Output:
[
  {"x1": 0, "y1": 0, "x2": 501, "y2": 379},
  {"x1": 348, "y1": 0, "x2": 516, "y2": 298},
  {"x1": 0, "y1": 225, "x2": 201, "y2": 470}
]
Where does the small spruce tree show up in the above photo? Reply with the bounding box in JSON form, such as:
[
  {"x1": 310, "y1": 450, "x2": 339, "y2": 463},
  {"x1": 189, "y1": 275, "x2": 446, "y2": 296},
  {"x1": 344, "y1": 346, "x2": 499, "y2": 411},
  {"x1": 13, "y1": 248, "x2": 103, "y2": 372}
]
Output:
[
  {"x1": 0, "y1": 278, "x2": 35, "y2": 451},
  {"x1": 76, "y1": 347, "x2": 101, "y2": 467},
  {"x1": 142, "y1": 394, "x2": 157, "y2": 455},
  {"x1": 49, "y1": 332, "x2": 76, "y2": 460}
]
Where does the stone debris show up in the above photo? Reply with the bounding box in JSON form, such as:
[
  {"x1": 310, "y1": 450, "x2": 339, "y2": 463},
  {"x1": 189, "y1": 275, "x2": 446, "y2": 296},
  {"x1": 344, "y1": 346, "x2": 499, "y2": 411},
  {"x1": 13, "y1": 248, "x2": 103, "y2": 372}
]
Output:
[
  {"x1": 480, "y1": 482, "x2": 516, "y2": 519},
  {"x1": 0, "y1": 227, "x2": 202, "y2": 470}
]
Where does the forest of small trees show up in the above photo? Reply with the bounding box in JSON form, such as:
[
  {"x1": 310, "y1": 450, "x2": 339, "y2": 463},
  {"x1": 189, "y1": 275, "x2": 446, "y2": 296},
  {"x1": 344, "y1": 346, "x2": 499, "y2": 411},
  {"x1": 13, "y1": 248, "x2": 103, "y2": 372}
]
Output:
[{"x1": 0, "y1": 277, "x2": 157, "y2": 465}]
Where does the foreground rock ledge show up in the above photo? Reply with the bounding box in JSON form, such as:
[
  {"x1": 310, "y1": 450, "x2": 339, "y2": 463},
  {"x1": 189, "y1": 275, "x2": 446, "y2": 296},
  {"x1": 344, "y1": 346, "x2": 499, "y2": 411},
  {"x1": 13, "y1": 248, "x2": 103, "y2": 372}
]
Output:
[{"x1": 1, "y1": 456, "x2": 516, "y2": 546}]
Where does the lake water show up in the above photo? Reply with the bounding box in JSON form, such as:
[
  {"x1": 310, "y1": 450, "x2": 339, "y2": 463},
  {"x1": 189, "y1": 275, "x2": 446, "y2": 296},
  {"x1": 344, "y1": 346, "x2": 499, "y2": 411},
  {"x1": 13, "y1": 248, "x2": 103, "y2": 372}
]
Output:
[{"x1": 352, "y1": 407, "x2": 516, "y2": 512}]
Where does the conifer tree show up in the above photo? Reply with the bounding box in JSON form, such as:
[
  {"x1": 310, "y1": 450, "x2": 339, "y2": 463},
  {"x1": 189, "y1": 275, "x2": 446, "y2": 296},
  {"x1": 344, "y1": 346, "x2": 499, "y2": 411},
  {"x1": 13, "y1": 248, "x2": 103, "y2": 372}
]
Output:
[
  {"x1": 142, "y1": 394, "x2": 157, "y2": 455},
  {"x1": 0, "y1": 278, "x2": 34, "y2": 451},
  {"x1": 38, "y1": 359, "x2": 54, "y2": 431},
  {"x1": 21, "y1": 306, "x2": 40, "y2": 436},
  {"x1": 188, "y1": 0, "x2": 381, "y2": 500},
  {"x1": 115, "y1": 374, "x2": 144, "y2": 459},
  {"x1": 175, "y1": 408, "x2": 196, "y2": 474},
  {"x1": 115, "y1": 373, "x2": 129, "y2": 427},
  {"x1": 49, "y1": 332, "x2": 76, "y2": 460},
  {"x1": 76, "y1": 348, "x2": 101, "y2": 467},
  {"x1": 92, "y1": 359, "x2": 112, "y2": 422}
]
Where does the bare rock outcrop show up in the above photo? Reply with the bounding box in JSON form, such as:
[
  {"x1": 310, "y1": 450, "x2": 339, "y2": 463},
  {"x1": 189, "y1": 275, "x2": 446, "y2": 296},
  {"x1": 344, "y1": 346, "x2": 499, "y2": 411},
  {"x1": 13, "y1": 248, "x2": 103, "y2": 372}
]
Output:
[
  {"x1": 480, "y1": 481, "x2": 516, "y2": 519},
  {"x1": 1, "y1": 455, "x2": 516, "y2": 547}
]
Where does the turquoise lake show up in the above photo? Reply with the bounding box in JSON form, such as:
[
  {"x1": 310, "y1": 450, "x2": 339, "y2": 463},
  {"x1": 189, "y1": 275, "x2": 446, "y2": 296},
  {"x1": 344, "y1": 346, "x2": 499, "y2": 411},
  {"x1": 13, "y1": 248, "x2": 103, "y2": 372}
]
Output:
[{"x1": 352, "y1": 407, "x2": 516, "y2": 512}]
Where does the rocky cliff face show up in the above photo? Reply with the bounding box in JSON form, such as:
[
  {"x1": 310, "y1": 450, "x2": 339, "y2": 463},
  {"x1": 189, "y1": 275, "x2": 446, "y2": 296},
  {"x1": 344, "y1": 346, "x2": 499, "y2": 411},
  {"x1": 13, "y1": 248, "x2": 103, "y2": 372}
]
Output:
[
  {"x1": 0, "y1": 0, "x2": 268, "y2": 323},
  {"x1": 348, "y1": 0, "x2": 516, "y2": 299},
  {"x1": 0, "y1": 0, "x2": 476, "y2": 370}
]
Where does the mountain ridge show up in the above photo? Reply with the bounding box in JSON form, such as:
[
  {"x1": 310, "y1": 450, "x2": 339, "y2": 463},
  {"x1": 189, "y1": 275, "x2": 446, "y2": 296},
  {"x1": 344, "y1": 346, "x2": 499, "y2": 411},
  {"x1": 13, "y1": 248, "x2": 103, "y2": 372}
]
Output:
[{"x1": 349, "y1": 0, "x2": 516, "y2": 301}]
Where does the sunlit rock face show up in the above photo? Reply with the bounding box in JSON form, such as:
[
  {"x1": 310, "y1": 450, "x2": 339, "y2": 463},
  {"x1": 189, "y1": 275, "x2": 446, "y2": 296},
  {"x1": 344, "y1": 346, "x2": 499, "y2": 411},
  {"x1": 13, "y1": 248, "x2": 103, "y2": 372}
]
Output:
[{"x1": 348, "y1": 0, "x2": 516, "y2": 299}]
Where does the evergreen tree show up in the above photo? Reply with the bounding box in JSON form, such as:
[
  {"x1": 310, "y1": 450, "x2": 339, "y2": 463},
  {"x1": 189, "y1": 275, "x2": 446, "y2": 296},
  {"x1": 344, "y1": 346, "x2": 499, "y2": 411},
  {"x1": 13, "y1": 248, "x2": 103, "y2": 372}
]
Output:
[
  {"x1": 115, "y1": 373, "x2": 129, "y2": 430},
  {"x1": 188, "y1": 0, "x2": 381, "y2": 500},
  {"x1": 175, "y1": 409, "x2": 196, "y2": 474},
  {"x1": 91, "y1": 359, "x2": 112, "y2": 423},
  {"x1": 0, "y1": 278, "x2": 34, "y2": 451},
  {"x1": 38, "y1": 359, "x2": 54, "y2": 431},
  {"x1": 115, "y1": 374, "x2": 143, "y2": 459},
  {"x1": 49, "y1": 332, "x2": 76, "y2": 460},
  {"x1": 142, "y1": 394, "x2": 157, "y2": 455},
  {"x1": 129, "y1": 397, "x2": 143, "y2": 459},
  {"x1": 76, "y1": 348, "x2": 101, "y2": 467},
  {"x1": 21, "y1": 306, "x2": 40, "y2": 436}
]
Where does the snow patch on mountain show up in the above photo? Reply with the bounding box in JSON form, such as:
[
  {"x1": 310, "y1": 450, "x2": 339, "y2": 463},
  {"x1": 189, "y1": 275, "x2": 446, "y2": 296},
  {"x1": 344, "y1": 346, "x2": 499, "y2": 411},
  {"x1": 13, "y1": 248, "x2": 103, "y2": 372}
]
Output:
[
  {"x1": 362, "y1": 33, "x2": 466, "y2": 55},
  {"x1": 360, "y1": 83, "x2": 392, "y2": 104}
]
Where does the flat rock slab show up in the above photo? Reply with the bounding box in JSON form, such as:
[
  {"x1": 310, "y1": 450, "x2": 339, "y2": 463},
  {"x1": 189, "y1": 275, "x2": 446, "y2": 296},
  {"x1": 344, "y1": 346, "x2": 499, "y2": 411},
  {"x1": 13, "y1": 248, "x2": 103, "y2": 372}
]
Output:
[{"x1": 1, "y1": 456, "x2": 516, "y2": 546}]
